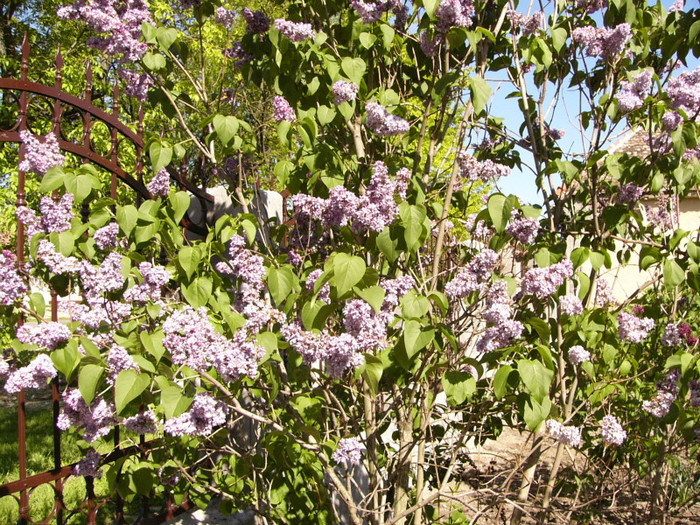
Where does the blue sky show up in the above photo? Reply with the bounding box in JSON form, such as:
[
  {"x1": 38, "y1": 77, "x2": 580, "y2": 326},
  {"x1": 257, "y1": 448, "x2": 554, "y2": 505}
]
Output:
[{"x1": 491, "y1": 0, "x2": 699, "y2": 205}]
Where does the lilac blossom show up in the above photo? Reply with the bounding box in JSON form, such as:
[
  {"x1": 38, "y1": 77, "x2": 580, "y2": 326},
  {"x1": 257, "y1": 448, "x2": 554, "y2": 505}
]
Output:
[
  {"x1": 663, "y1": 111, "x2": 682, "y2": 131},
  {"x1": 242, "y1": 7, "x2": 270, "y2": 34},
  {"x1": 381, "y1": 275, "x2": 415, "y2": 316},
  {"x1": 56, "y1": 388, "x2": 116, "y2": 443},
  {"x1": 666, "y1": 66, "x2": 700, "y2": 116},
  {"x1": 595, "y1": 278, "x2": 616, "y2": 307},
  {"x1": 274, "y1": 19, "x2": 316, "y2": 42},
  {"x1": 420, "y1": 32, "x2": 438, "y2": 57},
  {"x1": 351, "y1": 0, "x2": 392, "y2": 23},
  {"x1": 280, "y1": 323, "x2": 363, "y2": 377},
  {"x1": 80, "y1": 252, "x2": 125, "y2": 295},
  {"x1": 643, "y1": 370, "x2": 680, "y2": 418},
  {"x1": 574, "y1": 0, "x2": 607, "y2": 14},
  {"x1": 16, "y1": 207, "x2": 42, "y2": 241},
  {"x1": 4, "y1": 354, "x2": 57, "y2": 393},
  {"x1": 661, "y1": 323, "x2": 683, "y2": 347},
  {"x1": 689, "y1": 380, "x2": 700, "y2": 407},
  {"x1": 435, "y1": 0, "x2": 474, "y2": 33},
  {"x1": 118, "y1": 69, "x2": 153, "y2": 102},
  {"x1": 572, "y1": 23, "x2": 631, "y2": 60},
  {"x1": 332, "y1": 81, "x2": 359, "y2": 105},
  {"x1": 476, "y1": 319, "x2": 524, "y2": 353},
  {"x1": 600, "y1": 415, "x2": 627, "y2": 446},
  {"x1": 221, "y1": 235, "x2": 266, "y2": 306},
  {"x1": 0, "y1": 250, "x2": 27, "y2": 305},
  {"x1": 616, "y1": 183, "x2": 644, "y2": 205},
  {"x1": 123, "y1": 262, "x2": 171, "y2": 303},
  {"x1": 333, "y1": 437, "x2": 365, "y2": 465},
  {"x1": 123, "y1": 409, "x2": 158, "y2": 435},
  {"x1": 163, "y1": 393, "x2": 228, "y2": 436},
  {"x1": 507, "y1": 10, "x2": 543, "y2": 37},
  {"x1": 17, "y1": 322, "x2": 71, "y2": 349},
  {"x1": 482, "y1": 280, "x2": 512, "y2": 326},
  {"x1": 36, "y1": 240, "x2": 80, "y2": 275},
  {"x1": 225, "y1": 42, "x2": 252, "y2": 68},
  {"x1": 0, "y1": 360, "x2": 9, "y2": 379},
  {"x1": 546, "y1": 419, "x2": 582, "y2": 447},
  {"x1": 521, "y1": 259, "x2": 574, "y2": 299},
  {"x1": 93, "y1": 222, "x2": 119, "y2": 250},
  {"x1": 644, "y1": 192, "x2": 677, "y2": 233},
  {"x1": 215, "y1": 7, "x2": 236, "y2": 29},
  {"x1": 568, "y1": 345, "x2": 591, "y2": 366},
  {"x1": 678, "y1": 322, "x2": 698, "y2": 345},
  {"x1": 668, "y1": 0, "x2": 685, "y2": 12},
  {"x1": 18, "y1": 131, "x2": 65, "y2": 174},
  {"x1": 560, "y1": 295, "x2": 583, "y2": 316},
  {"x1": 273, "y1": 96, "x2": 296, "y2": 122},
  {"x1": 306, "y1": 269, "x2": 330, "y2": 302},
  {"x1": 41, "y1": 194, "x2": 74, "y2": 233},
  {"x1": 57, "y1": 0, "x2": 151, "y2": 61},
  {"x1": 343, "y1": 300, "x2": 387, "y2": 352},
  {"x1": 147, "y1": 168, "x2": 170, "y2": 197},
  {"x1": 73, "y1": 449, "x2": 102, "y2": 479},
  {"x1": 618, "y1": 312, "x2": 655, "y2": 343},
  {"x1": 457, "y1": 153, "x2": 510, "y2": 183},
  {"x1": 365, "y1": 102, "x2": 409, "y2": 136},
  {"x1": 546, "y1": 127, "x2": 566, "y2": 140},
  {"x1": 616, "y1": 70, "x2": 653, "y2": 113},
  {"x1": 445, "y1": 249, "x2": 499, "y2": 297},
  {"x1": 506, "y1": 216, "x2": 539, "y2": 244},
  {"x1": 106, "y1": 345, "x2": 139, "y2": 383}
]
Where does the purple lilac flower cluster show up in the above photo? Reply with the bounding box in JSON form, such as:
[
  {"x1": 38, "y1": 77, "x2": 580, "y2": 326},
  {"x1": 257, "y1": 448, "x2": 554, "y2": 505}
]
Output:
[
  {"x1": 667, "y1": 66, "x2": 700, "y2": 116},
  {"x1": 457, "y1": 153, "x2": 511, "y2": 183},
  {"x1": 106, "y1": 345, "x2": 139, "y2": 383},
  {"x1": 689, "y1": 380, "x2": 700, "y2": 407},
  {"x1": 333, "y1": 437, "x2": 365, "y2": 465},
  {"x1": 306, "y1": 269, "x2": 330, "y2": 302},
  {"x1": 118, "y1": 69, "x2": 153, "y2": 102},
  {"x1": 281, "y1": 323, "x2": 364, "y2": 377},
  {"x1": 163, "y1": 393, "x2": 228, "y2": 436},
  {"x1": 618, "y1": 312, "x2": 655, "y2": 343},
  {"x1": 225, "y1": 42, "x2": 253, "y2": 68},
  {"x1": 93, "y1": 222, "x2": 119, "y2": 251},
  {"x1": 147, "y1": 168, "x2": 170, "y2": 197},
  {"x1": 215, "y1": 7, "x2": 236, "y2": 29},
  {"x1": 616, "y1": 183, "x2": 644, "y2": 205},
  {"x1": 661, "y1": 323, "x2": 682, "y2": 347},
  {"x1": 344, "y1": 300, "x2": 387, "y2": 352},
  {"x1": 163, "y1": 306, "x2": 265, "y2": 381},
  {"x1": 273, "y1": 96, "x2": 296, "y2": 122},
  {"x1": 616, "y1": 70, "x2": 653, "y2": 113},
  {"x1": 678, "y1": 322, "x2": 698, "y2": 345},
  {"x1": 600, "y1": 415, "x2": 627, "y2": 446},
  {"x1": 644, "y1": 192, "x2": 677, "y2": 233},
  {"x1": 574, "y1": 0, "x2": 607, "y2": 14},
  {"x1": 643, "y1": 370, "x2": 680, "y2": 418},
  {"x1": 506, "y1": 216, "x2": 539, "y2": 244},
  {"x1": 351, "y1": 0, "x2": 392, "y2": 23},
  {"x1": 568, "y1": 345, "x2": 591, "y2": 366},
  {"x1": 4, "y1": 354, "x2": 57, "y2": 394},
  {"x1": 274, "y1": 19, "x2": 316, "y2": 42},
  {"x1": 668, "y1": 0, "x2": 685, "y2": 12},
  {"x1": 73, "y1": 449, "x2": 102, "y2": 478},
  {"x1": 242, "y1": 8, "x2": 270, "y2": 34},
  {"x1": 546, "y1": 127, "x2": 566, "y2": 140},
  {"x1": 332, "y1": 81, "x2": 359, "y2": 105},
  {"x1": 507, "y1": 10, "x2": 543, "y2": 37},
  {"x1": 36, "y1": 239, "x2": 80, "y2": 274},
  {"x1": 17, "y1": 194, "x2": 75, "y2": 242},
  {"x1": 594, "y1": 278, "x2": 616, "y2": 307},
  {"x1": 123, "y1": 262, "x2": 171, "y2": 303},
  {"x1": 80, "y1": 252, "x2": 126, "y2": 295},
  {"x1": 420, "y1": 32, "x2": 438, "y2": 57},
  {"x1": 17, "y1": 322, "x2": 71, "y2": 349},
  {"x1": 365, "y1": 102, "x2": 409, "y2": 136},
  {"x1": 123, "y1": 409, "x2": 158, "y2": 434},
  {"x1": 0, "y1": 251, "x2": 27, "y2": 305},
  {"x1": 18, "y1": 130, "x2": 65, "y2": 175},
  {"x1": 57, "y1": 388, "x2": 115, "y2": 442},
  {"x1": 435, "y1": 0, "x2": 474, "y2": 33},
  {"x1": 559, "y1": 295, "x2": 583, "y2": 316},
  {"x1": 546, "y1": 419, "x2": 582, "y2": 447},
  {"x1": 57, "y1": 0, "x2": 152, "y2": 61},
  {"x1": 445, "y1": 249, "x2": 499, "y2": 297},
  {"x1": 291, "y1": 162, "x2": 407, "y2": 234},
  {"x1": 521, "y1": 259, "x2": 574, "y2": 299},
  {"x1": 216, "y1": 235, "x2": 266, "y2": 307},
  {"x1": 477, "y1": 281, "x2": 524, "y2": 353},
  {"x1": 571, "y1": 23, "x2": 632, "y2": 60}
]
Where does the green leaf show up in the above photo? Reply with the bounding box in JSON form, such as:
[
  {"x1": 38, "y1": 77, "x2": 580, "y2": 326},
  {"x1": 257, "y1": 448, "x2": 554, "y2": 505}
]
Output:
[
  {"x1": 333, "y1": 253, "x2": 366, "y2": 297},
  {"x1": 341, "y1": 57, "x2": 366, "y2": 85},
  {"x1": 469, "y1": 76, "x2": 491, "y2": 114},
  {"x1": 688, "y1": 241, "x2": 700, "y2": 264},
  {"x1": 116, "y1": 205, "x2": 138, "y2": 238},
  {"x1": 403, "y1": 320, "x2": 434, "y2": 358},
  {"x1": 30, "y1": 293, "x2": 45, "y2": 318},
  {"x1": 442, "y1": 371, "x2": 476, "y2": 405},
  {"x1": 317, "y1": 105, "x2": 336, "y2": 126},
  {"x1": 156, "y1": 27, "x2": 178, "y2": 51},
  {"x1": 114, "y1": 369, "x2": 150, "y2": 415},
  {"x1": 400, "y1": 291, "x2": 430, "y2": 319},
  {"x1": 428, "y1": 291, "x2": 448, "y2": 312},
  {"x1": 181, "y1": 277, "x2": 213, "y2": 308},
  {"x1": 51, "y1": 342, "x2": 79, "y2": 382},
  {"x1": 664, "y1": 259, "x2": 685, "y2": 289},
  {"x1": 493, "y1": 365, "x2": 514, "y2": 399},
  {"x1": 267, "y1": 266, "x2": 295, "y2": 305},
  {"x1": 517, "y1": 359, "x2": 553, "y2": 403},
  {"x1": 487, "y1": 193, "x2": 512, "y2": 233},
  {"x1": 169, "y1": 191, "x2": 190, "y2": 223},
  {"x1": 178, "y1": 246, "x2": 200, "y2": 280},
  {"x1": 354, "y1": 285, "x2": 385, "y2": 314},
  {"x1": 589, "y1": 251, "x2": 605, "y2": 271},
  {"x1": 362, "y1": 355, "x2": 383, "y2": 396},
  {"x1": 142, "y1": 22, "x2": 157, "y2": 43},
  {"x1": 570, "y1": 247, "x2": 589, "y2": 269},
  {"x1": 142, "y1": 52, "x2": 166, "y2": 71},
  {"x1": 149, "y1": 142, "x2": 172, "y2": 174},
  {"x1": 377, "y1": 227, "x2": 399, "y2": 262},
  {"x1": 79, "y1": 364, "x2": 104, "y2": 406},
  {"x1": 161, "y1": 385, "x2": 192, "y2": 418},
  {"x1": 423, "y1": 0, "x2": 440, "y2": 18},
  {"x1": 140, "y1": 331, "x2": 165, "y2": 363},
  {"x1": 551, "y1": 27, "x2": 567, "y2": 53},
  {"x1": 640, "y1": 246, "x2": 661, "y2": 270},
  {"x1": 521, "y1": 395, "x2": 552, "y2": 431},
  {"x1": 399, "y1": 203, "x2": 427, "y2": 252},
  {"x1": 39, "y1": 166, "x2": 66, "y2": 192},
  {"x1": 359, "y1": 32, "x2": 377, "y2": 49},
  {"x1": 526, "y1": 318, "x2": 550, "y2": 344},
  {"x1": 213, "y1": 115, "x2": 239, "y2": 146}
]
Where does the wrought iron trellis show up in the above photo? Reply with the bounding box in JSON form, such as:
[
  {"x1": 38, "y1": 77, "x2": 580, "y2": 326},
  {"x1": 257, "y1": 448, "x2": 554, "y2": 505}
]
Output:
[{"x1": 0, "y1": 34, "x2": 195, "y2": 524}]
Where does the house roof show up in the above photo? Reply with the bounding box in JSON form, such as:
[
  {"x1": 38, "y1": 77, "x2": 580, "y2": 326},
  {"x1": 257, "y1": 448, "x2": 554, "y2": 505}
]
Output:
[{"x1": 607, "y1": 128, "x2": 651, "y2": 158}]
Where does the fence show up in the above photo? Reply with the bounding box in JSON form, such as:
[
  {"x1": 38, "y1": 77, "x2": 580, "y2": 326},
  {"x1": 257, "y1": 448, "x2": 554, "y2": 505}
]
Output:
[{"x1": 0, "y1": 34, "x2": 196, "y2": 524}]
